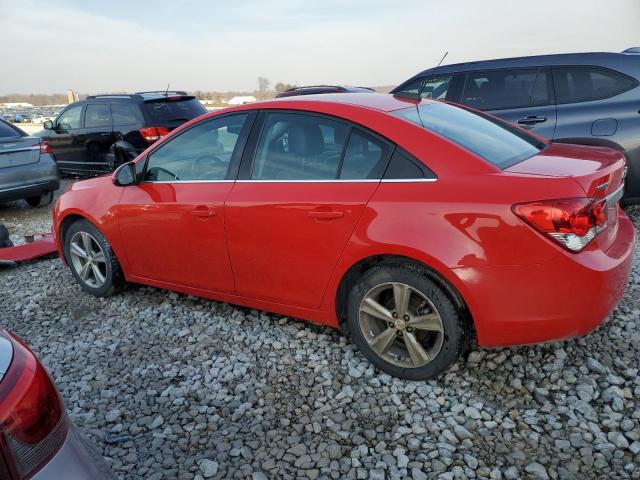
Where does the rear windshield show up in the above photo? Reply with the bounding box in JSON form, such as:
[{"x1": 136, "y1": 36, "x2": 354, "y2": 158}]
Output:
[
  {"x1": 0, "y1": 120, "x2": 23, "y2": 138},
  {"x1": 143, "y1": 98, "x2": 206, "y2": 125},
  {"x1": 393, "y1": 102, "x2": 545, "y2": 168}
]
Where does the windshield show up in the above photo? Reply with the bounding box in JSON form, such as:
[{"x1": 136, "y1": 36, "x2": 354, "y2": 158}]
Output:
[
  {"x1": 393, "y1": 102, "x2": 546, "y2": 168},
  {"x1": 143, "y1": 98, "x2": 207, "y2": 124}
]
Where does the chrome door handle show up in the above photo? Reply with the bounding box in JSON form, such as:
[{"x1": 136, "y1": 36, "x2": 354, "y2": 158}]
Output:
[
  {"x1": 190, "y1": 207, "x2": 216, "y2": 218},
  {"x1": 308, "y1": 210, "x2": 344, "y2": 220},
  {"x1": 518, "y1": 116, "x2": 547, "y2": 125}
]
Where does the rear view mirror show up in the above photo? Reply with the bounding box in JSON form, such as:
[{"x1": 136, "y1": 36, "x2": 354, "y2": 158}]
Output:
[
  {"x1": 43, "y1": 120, "x2": 53, "y2": 130},
  {"x1": 112, "y1": 162, "x2": 137, "y2": 186}
]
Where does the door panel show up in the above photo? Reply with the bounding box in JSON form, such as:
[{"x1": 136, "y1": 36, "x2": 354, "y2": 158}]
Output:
[
  {"x1": 116, "y1": 113, "x2": 252, "y2": 292},
  {"x1": 225, "y1": 111, "x2": 390, "y2": 308},
  {"x1": 69, "y1": 103, "x2": 115, "y2": 171},
  {"x1": 460, "y1": 67, "x2": 558, "y2": 139},
  {"x1": 489, "y1": 104, "x2": 557, "y2": 139},
  {"x1": 225, "y1": 182, "x2": 377, "y2": 307},
  {"x1": 47, "y1": 104, "x2": 85, "y2": 166},
  {"x1": 117, "y1": 182, "x2": 235, "y2": 292}
]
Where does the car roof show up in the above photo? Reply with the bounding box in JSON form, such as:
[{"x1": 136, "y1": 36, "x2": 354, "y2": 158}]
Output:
[
  {"x1": 397, "y1": 51, "x2": 639, "y2": 85},
  {"x1": 254, "y1": 92, "x2": 428, "y2": 113}
]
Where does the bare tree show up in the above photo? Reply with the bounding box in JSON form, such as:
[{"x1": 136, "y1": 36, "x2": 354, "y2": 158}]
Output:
[
  {"x1": 275, "y1": 82, "x2": 296, "y2": 94},
  {"x1": 257, "y1": 77, "x2": 271, "y2": 99}
]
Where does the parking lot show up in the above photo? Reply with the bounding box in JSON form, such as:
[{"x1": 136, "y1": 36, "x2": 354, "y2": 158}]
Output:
[{"x1": 0, "y1": 188, "x2": 638, "y2": 480}]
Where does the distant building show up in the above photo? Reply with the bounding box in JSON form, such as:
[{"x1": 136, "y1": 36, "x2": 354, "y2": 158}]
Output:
[
  {"x1": 226, "y1": 96, "x2": 257, "y2": 105},
  {"x1": 67, "y1": 90, "x2": 79, "y2": 104},
  {"x1": 1, "y1": 102, "x2": 33, "y2": 108}
]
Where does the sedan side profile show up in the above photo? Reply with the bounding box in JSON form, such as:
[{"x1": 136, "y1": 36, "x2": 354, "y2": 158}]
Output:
[{"x1": 53, "y1": 93, "x2": 634, "y2": 380}]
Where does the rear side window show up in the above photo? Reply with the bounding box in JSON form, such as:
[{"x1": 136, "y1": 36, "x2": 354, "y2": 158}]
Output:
[
  {"x1": 461, "y1": 68, "x2": 551, "y2": 110},
  {"x1": 0, "y1": 121, "x2": 21, "y2": 138},
  {"x1": 143, "y1": 99, "x2": 206, "y2": 124},
  {"x1": 111, "y1": 104, "x2": 139, "y2": 126},
  {"x1": 85, "y1": 104, "x2": 112, "y2": 128},
  {"x1": 393, "y1": 102, "x2": 545, "y2": 168},
  {"x1": 397, "y1": 75, "x2": 452, "y2": 100},
  {"x1": 553, "y1": 66, "x2": 637, "y2": 104},
  {"x1": 383, "y1": 149, "x2": 436, "y2": 180},
  {"x1": 252, "y1": 113, "x2": 350, "y2": 180},
  {"x1": 340, "y1": 131, "x2": 390, "y2": 179}
]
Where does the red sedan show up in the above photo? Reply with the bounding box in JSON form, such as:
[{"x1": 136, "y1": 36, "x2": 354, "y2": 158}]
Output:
[{"x1": 52, "y1": 94, "x2": 634, "y2": 380}]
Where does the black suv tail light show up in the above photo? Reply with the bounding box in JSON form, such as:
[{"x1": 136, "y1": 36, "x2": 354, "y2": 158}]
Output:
[{"x1": 139, "y1": 126, "x2": 169, "y2": 143}]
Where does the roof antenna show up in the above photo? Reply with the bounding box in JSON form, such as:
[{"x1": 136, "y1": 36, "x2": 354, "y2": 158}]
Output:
[
  {"x1": 165, "y1": 82, "x2": 170, "y2": 97},
  {"x1": 432, "y1": 51, "x2": 448, "y2": 77}
]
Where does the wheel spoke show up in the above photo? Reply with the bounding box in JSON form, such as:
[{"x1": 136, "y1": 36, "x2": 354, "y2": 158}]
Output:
[
  {"x1": 92, "y1": 250, "x2": 106, "y2": 263},
  {"x1": 361, "y1": 298, "x2": 394, "y2": 322},
  {"x1": 408, "y1": 313, "x2": 442, "y2": 332},
  {"x1": 91, "y1": 263, "x2": 105, "y2": 284},
  {"x1": 70, "y1": 242, "x2": 88, "y2": 259},
  {"x1": 79, "y1": 261, "x2": 91, "y2": 280},
  {"x1": 404, "y1": 332, "x2": 429, "y2": 366},
  {"x1": 81, "y1": 232, "x2": 93, "y2": 256},
  {"x1": 393, "y1": 283, "x2": 411, "y2": 318},
  {"x1": 369, "y1": 328, "x2": 398, "y2": 355}
]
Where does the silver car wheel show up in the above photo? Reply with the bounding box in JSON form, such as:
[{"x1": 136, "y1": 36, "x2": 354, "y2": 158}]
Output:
[
  {"x1": 358, "y1": 282, "x2": 445, "y2": 368},
  {"x1": 69, "y1": 231, "x2": 107, "y2": 288}
]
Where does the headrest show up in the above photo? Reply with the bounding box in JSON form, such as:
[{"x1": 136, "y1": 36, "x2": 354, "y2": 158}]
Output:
[{"x1": 288, "y1": 123, "x2": 324, "y2": 156}]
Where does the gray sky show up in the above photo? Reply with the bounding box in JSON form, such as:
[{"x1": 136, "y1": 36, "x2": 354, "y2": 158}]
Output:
[{"x1": 0, "y1": 0, "x2": 638, "y2": 94}]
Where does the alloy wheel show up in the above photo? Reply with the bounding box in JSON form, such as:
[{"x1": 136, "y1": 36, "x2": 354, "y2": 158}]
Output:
[
  {"x1": 69, "y1": 231, "x2": 108, "y2": 288},
  {"x1": 358, "y1": 282, "x2": 444, "y2": 368}
]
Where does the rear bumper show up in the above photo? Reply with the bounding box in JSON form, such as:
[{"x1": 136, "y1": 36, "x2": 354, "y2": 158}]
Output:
[
  {"x1": 0, "y1": 155, "x2": 60, "y2": 202},
  {"x1": 453, "y1": 212, "x2": 635, "y2": 347},
  {"x1": 33, "y1": 423, "x2": 113, "y2": 480}
]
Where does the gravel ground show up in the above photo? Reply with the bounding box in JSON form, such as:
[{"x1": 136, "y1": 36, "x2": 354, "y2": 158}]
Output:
[{"x1": 1, "y1": 190, "x2": 639, "y2": 480}]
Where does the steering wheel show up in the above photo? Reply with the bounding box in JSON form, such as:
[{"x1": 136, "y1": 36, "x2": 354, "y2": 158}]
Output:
[
  {"x1": 190, "y1": 154, "x2": 225, "y2": 178},
  {"x1": 148, "y1": 166, "x2": 180, "y2": 181}
]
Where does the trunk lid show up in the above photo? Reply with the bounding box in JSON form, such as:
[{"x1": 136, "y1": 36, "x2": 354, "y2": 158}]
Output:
[
  {"x1": 506, "y1": 143, "x2": 627, "y2": 252},
  {"x1": 0, "y1": 136, "x2": 41, "y2": 169},
  {"x1": 506, "y1": 143, "x2": 626, "y2": 197}
]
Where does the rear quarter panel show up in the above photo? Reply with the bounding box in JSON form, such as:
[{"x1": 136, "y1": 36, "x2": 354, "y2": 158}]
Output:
[{"x1": 320, "y1": 170, "x2": 586, "y2": 327}]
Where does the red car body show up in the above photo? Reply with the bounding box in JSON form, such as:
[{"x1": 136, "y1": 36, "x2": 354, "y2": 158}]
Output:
[{"x1": 52, "y1": 94, "x2": 634, "y2": 348}]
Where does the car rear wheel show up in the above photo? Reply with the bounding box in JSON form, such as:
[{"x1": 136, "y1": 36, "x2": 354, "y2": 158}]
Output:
[
  {"x1": 64, "y1": 219, "x2": 124, "y2": 297},
  {"x1": 25, "y1": 191, "x2": 53, "y2": 207},
  {"x1": 346, "y1": 262, "x2": 467, "y2": 380}
]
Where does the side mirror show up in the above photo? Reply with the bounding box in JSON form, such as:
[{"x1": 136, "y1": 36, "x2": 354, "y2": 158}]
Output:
[
  {"x1": 112, "y1": 162, "x2": 137, "y2": 186},
  {"x1": 43, "y1": 120, "x2": 54, "y2": 130}
]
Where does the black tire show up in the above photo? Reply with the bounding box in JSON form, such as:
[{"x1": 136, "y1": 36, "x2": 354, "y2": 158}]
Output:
[
  {"x1": 63, "y1": 219, "x2": 125, "y2": 297},
  {"x1": 346, "y1": 261, "x2": 467, "y2": 380},
  {"x1": 25, "y1": 191, "x2": 53, "y2": 207}
]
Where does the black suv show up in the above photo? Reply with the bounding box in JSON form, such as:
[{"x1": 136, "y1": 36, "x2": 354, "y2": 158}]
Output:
[
  {"x1": 392, "y1": 50, "x2": 640, "y2": 203},
  {"x1": 40, "y1": 91, "x2": 206, "y2": 175}
]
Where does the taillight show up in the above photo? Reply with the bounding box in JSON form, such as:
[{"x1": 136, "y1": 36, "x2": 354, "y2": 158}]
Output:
[
  {"x1": 0, "y1": 331, "x2": 67, "y2": 479},
  {"x1": 139, "y1": 126, "x2": 169, "y2": 143},
  {"x1": 38, "y1": 141, "x2": 52, "y2": 154},
  {"x1": 513, "y1": 198, "x2": 608, "y2": 252}
]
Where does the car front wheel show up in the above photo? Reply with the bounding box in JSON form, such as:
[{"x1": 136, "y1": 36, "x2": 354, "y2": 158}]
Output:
[
  {"x1": 346, "y1": 262, "x2": 468, "y2": 380},
  {"x1": 63, "y1": 219, "x2": 124, "y2": 297}
]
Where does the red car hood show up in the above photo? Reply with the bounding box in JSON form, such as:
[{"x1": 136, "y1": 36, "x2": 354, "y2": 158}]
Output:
[{"x1": 70, "y1": 175, "x2": 113, "y2": 191}]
